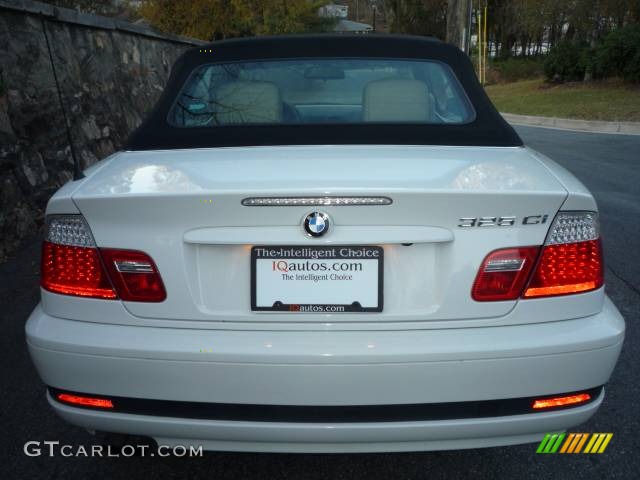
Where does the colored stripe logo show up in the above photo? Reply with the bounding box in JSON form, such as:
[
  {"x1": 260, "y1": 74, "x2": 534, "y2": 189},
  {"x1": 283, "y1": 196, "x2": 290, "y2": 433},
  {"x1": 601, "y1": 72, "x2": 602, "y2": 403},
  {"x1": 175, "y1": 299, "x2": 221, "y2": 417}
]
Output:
[{"x1": 537, "y1": 433, "x2": 613, "y2": 454}]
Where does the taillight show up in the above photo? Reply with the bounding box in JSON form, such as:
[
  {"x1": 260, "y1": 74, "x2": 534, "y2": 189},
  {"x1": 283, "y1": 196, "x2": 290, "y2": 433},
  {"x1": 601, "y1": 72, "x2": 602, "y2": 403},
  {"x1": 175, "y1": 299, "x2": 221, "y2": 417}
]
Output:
[
  {"x1": 472, "y1": 211, "x2": 604, "y2": 301},
  {"x1": 41, "y1": 215, "x2": 165, "y2": 302},
  {"x1": 472, "y1": 247, "x2": 540, "y2": 301},
  {"x1": 100, "y1": 249, "x2": 166, "y2": 302},
  {"x1": 42, "y1": 216, "x2": 117, "y2": 299},
  {"x1": 523, "y1": 212, "x2": 603, "y2": 298}
]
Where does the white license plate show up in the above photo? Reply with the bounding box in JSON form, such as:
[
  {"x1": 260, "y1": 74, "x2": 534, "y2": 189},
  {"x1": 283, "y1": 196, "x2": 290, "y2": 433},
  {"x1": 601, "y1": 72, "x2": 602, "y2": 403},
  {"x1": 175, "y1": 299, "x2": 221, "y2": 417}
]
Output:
[{"x1": 251, "y1": 246, "x2": 383, "y2": 312}]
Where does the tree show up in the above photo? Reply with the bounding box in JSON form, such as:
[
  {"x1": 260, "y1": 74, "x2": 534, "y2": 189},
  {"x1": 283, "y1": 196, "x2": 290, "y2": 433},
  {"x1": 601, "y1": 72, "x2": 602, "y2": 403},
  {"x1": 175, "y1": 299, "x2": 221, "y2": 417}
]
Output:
[
  {"x1": 387, "y1": 0, "x2": 448, "y2": 39},
  {"x1": 138, "y1": 0, "x2": 335, "y2": 41},
  {"x1": 446, "y1": 0, "x2": 471, "y2": 50}
]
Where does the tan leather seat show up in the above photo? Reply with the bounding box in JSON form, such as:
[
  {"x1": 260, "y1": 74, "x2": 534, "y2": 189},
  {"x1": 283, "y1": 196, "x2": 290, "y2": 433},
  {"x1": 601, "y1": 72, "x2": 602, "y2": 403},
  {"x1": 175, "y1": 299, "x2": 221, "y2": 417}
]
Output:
[
  {"x1": 362, "y1": 79, "x2": 432, "y2": 122},
  {"x1": 212, "y1": 81, "x2": 282, "y2": 124}
]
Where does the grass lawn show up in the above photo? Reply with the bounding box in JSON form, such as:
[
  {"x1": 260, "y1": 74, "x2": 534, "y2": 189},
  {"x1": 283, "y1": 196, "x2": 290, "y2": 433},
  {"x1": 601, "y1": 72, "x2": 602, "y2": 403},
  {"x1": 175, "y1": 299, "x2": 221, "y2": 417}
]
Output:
[{"x1": 485, "y1": 79, "x2": 640, "y2": 122}]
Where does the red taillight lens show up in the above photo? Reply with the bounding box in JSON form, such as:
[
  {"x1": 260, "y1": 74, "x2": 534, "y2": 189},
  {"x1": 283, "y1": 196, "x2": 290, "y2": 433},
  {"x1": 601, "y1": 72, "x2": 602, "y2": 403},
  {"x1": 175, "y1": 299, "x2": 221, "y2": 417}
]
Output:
[
  {"x1": 473, "y1": 212, "x2": 604, "y2": 301},
  {"x1": 100, "y1": 249, "x2": 166, "y2": 302},
  {"x1": 523, "y1": 239, "x2": 603, "y2": 298},
  {"x1": 42, "y1": 216, "x2": 165, "y2": 301},
  {"x1": 532, "y1": 392, "x2": 592, "y2": 410},
  {"x1": 41, "y1": 241, "x2": 117, "y2": 299},
  {"x1": 57, "y1": 393, "x2": 114, "y2": 409},
  {"x1": 472, "y1": 247, "x2": 540, "y2": 301}
]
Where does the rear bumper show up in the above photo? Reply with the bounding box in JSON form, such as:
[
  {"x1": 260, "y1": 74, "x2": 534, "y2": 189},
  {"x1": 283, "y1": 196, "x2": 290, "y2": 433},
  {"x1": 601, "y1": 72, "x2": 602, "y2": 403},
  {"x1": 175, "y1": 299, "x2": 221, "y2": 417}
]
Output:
[
  {"x1": 26, "y1": 297, "x2": 624, "y2": 452},
  {"x1": 47, "y1": 390, "x2": 604, "y2": 453}
]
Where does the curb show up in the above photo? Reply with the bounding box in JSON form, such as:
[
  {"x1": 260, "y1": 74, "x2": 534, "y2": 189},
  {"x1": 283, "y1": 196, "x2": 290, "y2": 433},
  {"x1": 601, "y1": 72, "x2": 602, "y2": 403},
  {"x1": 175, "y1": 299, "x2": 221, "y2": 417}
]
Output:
[{"x1": 501, "y1": 113, "x2": 640, "y2": 135}]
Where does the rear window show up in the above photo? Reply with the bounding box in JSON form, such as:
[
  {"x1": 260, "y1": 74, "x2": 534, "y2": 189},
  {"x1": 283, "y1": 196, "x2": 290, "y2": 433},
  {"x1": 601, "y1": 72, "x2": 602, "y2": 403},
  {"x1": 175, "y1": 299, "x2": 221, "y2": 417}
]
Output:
[{"x1": 168, "y1": 58, "x2": 475, "y2": 127}]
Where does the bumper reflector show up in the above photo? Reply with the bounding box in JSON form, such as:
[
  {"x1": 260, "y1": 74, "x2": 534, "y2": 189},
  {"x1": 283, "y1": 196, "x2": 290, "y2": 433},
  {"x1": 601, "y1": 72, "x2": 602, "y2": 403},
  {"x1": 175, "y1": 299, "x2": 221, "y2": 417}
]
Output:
[
  {"x1": 57, "y1": 393, "x2": 114, "y2": 409},
  {"x1": 532, "y1": 392, "x2": 592, "y2": 410}
]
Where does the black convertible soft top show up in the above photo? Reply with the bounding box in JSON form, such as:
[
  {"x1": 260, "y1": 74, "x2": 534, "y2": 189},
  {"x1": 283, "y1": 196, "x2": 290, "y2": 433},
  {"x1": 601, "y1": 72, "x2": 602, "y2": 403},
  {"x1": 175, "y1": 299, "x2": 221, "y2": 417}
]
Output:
[{"x1": 126, "y1": 35, "x2": 522, "y2": 150}]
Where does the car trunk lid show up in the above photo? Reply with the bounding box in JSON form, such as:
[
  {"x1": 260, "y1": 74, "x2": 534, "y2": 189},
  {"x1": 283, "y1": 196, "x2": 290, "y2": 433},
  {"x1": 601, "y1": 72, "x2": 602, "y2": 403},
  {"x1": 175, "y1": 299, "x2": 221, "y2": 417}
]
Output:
[{"x1": 72, "y1": 145, "x2": 567, "y2": 324}]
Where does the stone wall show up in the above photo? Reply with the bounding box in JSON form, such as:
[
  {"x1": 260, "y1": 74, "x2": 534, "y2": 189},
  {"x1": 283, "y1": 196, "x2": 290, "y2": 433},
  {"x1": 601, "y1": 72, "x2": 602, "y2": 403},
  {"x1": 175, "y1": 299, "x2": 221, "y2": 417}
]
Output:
[{"x1": 0, "y1": 0, "x2": 201, "y2": 260}]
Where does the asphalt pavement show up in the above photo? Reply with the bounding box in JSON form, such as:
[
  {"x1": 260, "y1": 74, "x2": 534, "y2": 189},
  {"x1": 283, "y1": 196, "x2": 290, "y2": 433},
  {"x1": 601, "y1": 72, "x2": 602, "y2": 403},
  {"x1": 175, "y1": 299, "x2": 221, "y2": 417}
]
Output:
[{"x1": 1, "y1": 125, "x2": 638, "y2": 479}]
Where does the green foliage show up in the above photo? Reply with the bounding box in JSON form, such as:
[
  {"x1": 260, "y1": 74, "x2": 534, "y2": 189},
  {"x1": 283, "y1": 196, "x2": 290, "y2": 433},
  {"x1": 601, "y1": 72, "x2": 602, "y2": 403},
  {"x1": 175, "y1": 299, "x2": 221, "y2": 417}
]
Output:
[
  {"x1": 387, "y1": 0, "x2": 447, "y2": 39},
  {"x1": 544, "y1": 25, "x2": 640, "y2": 84},
  {"x1": 485, "y1": 78, "x2": 640, "y2": 121},
  {"x1": 138, "y1": 0, "x2": 334, "y2": 41},
  {"x1": 489, "y1": 57, "x2": 544, "y2": 83},
  {"x1": 593, "y1": 25, "x2": 640, "y2": 83},
  {"x1": 544, "y1": 41, "x2": 590, "y2": 82}
]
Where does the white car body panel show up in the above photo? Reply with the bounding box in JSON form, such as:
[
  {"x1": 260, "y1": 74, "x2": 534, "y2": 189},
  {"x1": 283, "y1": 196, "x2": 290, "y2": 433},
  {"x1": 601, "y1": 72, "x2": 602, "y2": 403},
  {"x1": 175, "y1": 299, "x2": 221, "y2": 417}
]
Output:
[
  {"x1": 27, "y1": 299, "x2": 623, "y2": 403},
  {"x1": 28, "y1": 143, "x2": 625, "y2": 452},
  {"x1": 59, "y1": 145, "x2": 571, "y2": 324}
]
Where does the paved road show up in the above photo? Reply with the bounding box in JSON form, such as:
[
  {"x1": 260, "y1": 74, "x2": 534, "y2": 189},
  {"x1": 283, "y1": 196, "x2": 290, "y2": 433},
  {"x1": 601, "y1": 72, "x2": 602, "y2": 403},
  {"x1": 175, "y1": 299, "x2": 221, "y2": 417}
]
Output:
[{"x1": 1, "y1": 126, "x2": 638, "y2": 479}]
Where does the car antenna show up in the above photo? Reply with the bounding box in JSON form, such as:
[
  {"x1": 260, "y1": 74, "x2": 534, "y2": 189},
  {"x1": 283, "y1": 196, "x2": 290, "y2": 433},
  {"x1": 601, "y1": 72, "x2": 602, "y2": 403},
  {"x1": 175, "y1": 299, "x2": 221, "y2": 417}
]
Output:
[{"x1": 41, "y1": 16, "x2": 84, "y2": 180}]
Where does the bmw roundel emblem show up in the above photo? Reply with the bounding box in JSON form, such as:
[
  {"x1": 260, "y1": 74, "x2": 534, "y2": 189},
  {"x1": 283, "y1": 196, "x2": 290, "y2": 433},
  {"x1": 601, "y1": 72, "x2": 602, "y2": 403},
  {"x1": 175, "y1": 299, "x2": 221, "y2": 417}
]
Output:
[{"x1": 303, "y1": 212, "x2": 330, "y2": 237}]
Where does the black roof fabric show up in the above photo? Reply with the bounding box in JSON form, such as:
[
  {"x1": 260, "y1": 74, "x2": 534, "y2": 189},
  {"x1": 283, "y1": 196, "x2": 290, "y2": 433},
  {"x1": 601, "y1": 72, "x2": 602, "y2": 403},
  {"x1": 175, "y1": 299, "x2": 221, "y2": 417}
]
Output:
[{"x1": 126, "y1": 35, "x2": 522, "y2": 150}]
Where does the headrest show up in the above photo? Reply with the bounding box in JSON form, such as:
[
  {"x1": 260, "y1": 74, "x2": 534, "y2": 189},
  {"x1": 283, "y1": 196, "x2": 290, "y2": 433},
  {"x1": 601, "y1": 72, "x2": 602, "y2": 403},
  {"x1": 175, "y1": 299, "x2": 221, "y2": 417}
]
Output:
[{"x1": 362, "y1": 79, "x2": 431, "y2": 122}]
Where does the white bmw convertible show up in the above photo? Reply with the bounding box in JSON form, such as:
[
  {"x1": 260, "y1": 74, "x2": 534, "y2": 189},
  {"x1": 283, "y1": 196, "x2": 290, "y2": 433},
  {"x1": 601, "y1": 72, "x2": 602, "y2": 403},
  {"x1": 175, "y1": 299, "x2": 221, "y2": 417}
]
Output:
[{"x1": 26, "y1": 35, "x2": 624, "y2": 453}]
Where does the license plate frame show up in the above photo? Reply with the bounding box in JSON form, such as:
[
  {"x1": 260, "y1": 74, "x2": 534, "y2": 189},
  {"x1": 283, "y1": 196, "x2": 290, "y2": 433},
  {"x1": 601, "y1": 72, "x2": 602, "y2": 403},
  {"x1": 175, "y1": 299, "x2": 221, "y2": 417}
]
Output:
[{"x1": 251, "y1": 245, "x2": 383, "y2": 313}]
